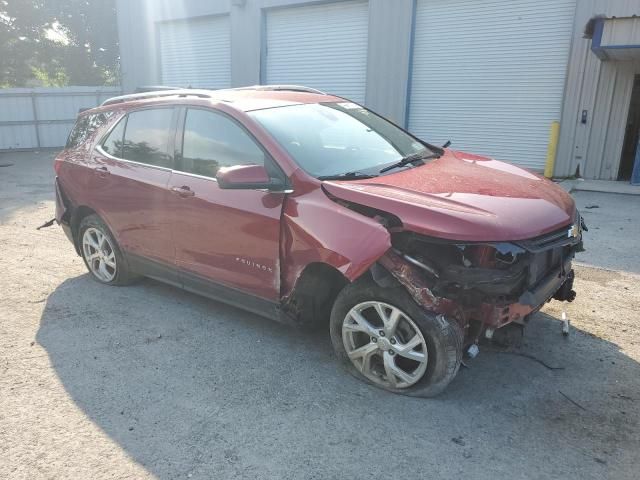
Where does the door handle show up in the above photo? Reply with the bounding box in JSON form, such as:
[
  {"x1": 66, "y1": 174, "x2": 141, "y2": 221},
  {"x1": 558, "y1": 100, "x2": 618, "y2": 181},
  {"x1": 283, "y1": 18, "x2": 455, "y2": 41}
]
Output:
[
  {"x1": 171, "y1": 185, "x2": 195, "y2": 197},
  {"x1": 94, "y1": 166, "x2": 110, "y2": 177}
]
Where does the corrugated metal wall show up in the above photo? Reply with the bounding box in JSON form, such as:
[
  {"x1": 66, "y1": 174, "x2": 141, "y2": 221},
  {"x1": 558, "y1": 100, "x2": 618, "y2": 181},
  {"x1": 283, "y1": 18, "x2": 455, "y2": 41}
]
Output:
[
  {"x1": 115, "y1": 0, "x2": 417, "y2": 126},
  {"x1": 555, "y1": 0, "x2": 640, "y2": 180},
  {"x1": 265, "y1": 1, "x2": 369, "y2": 104},
  {"x1": 408, "y1": 0, "x2": 576, "y2": 171},
  {"x1": 158, "y1": 16, "x2": 232, "y2": 89},
  {"x1": 115, "y1": 0, "x2": 640, "y2": 180},
  {"x1": 0, "y1": 87, "x2": 121, "y2": 150}
]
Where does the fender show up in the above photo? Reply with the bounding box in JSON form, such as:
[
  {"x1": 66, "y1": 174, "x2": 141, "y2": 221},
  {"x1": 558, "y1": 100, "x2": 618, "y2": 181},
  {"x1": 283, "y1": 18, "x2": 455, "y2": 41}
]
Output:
[{"x1": 280, "y1": 187, "x2": 391, "y2": 297}]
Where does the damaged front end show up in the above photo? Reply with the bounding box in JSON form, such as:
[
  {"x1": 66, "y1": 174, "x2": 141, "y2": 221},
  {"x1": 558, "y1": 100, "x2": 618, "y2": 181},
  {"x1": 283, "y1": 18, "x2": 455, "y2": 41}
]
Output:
[{"x1": 374, "y1": 220, "x2": 584, "y2": 347}]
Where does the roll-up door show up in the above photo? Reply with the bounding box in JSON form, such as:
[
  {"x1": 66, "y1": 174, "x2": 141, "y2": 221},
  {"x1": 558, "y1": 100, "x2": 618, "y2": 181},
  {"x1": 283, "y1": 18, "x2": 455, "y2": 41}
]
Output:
[
  {"x1": 265, "y1": 1, "x2": 369, "y2": 103},
  {"x1": 158, "y1": 16, "x2": 231, "y2": 89},
  {"x1": 409, "y1": 0, "x2": 576, "y2": 170}
]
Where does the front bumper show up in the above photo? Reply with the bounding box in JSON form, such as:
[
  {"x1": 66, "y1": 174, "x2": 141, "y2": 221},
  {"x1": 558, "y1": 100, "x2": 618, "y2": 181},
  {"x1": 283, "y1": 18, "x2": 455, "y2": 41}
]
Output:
[
  {"x1": 378, "y1": 249, "x2": 575, "y2": 330},
  {"x1": 478, "y1": 258, "x2": 573, "y2": 327}
]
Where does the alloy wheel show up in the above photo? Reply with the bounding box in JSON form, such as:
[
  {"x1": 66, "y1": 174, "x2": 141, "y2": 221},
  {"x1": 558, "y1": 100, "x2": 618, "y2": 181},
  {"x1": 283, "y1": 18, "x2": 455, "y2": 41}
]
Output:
[
  {"x1": 342, "y1": 301, "x2": 428, "y2": 389},
  {"x1": 82, "y1": 227, "x2": 117, "y2": 282}
]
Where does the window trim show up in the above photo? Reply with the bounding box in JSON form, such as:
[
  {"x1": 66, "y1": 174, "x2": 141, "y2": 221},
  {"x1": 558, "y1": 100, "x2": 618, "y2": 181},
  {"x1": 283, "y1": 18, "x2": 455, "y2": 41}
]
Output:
[
  {"x1": 66, "y1": 114, "x2": 89, "y2": 149},
  {"x1": 95, "y1": 106, "x2": 178, "y2": 171},
  {"x1": 175, "y1": 105, "x2": 288, "y2": 185},
  {"x1": 95, "y1": 145, "x2": 175, "y2": 172},
  {"x1": 67, "y1": 111, "x2": 114, "y2": 150},
  {"x1": 98, "y1": 112, "x2": 127, "y2": 159}
]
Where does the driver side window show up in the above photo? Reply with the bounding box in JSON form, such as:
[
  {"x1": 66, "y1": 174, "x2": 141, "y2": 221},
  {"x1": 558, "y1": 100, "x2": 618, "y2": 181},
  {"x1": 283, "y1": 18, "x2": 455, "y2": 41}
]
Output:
[{"x1": 180, "y1": 109, "x2": 265, "y2": 178}]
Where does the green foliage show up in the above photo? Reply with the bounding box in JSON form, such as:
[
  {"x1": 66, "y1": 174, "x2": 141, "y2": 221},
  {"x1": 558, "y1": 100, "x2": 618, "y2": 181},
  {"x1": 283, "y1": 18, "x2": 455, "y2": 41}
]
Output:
[
  {"x1": 0, "y1": 0, "x2": 119, "y2": 87},
  {"x1": 31, "y1": 65, "x2": 69, "y2": 87}
]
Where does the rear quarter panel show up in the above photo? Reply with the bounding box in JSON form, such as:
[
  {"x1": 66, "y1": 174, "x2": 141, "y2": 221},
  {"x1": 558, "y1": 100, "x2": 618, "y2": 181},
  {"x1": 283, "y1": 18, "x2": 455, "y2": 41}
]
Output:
[{"x1": 55, "y1": 111, "x2": 125, "y2": 237}]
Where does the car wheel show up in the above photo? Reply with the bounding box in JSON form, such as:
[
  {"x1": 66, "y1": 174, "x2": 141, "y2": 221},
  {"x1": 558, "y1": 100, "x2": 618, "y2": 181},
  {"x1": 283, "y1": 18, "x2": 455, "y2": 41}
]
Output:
[
  {"x1": 79, "y1": 214, "x2": 137, "y2": 286},
  {"x1": 330, "y1": 277, "x2": 463, "y2": 397}
]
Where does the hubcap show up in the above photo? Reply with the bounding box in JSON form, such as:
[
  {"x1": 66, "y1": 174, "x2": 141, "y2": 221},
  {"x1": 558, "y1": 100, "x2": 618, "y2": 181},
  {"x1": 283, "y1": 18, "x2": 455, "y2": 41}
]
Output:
[
  {"x1": 82, "y1": 227, "x2": 116, "y2": 282},
  {"x1": 342, "y1": 301, "x2": 428, "y2": 389}
]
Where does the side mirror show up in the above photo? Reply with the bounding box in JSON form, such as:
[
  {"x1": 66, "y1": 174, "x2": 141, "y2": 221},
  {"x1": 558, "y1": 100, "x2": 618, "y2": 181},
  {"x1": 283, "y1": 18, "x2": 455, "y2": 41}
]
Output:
[{"x1": 216, "y1": 164, "x2": 285, "y2": 191}]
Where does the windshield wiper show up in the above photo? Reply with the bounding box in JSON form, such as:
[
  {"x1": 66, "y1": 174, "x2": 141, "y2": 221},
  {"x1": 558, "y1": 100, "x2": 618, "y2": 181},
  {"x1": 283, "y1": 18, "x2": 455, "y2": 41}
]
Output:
[
  {"x1": 318, "y1": 172, "x2": 377, "y2": 181},
  {"x1": 379, "y1": 152, "x2": 439, "y2": 174}
]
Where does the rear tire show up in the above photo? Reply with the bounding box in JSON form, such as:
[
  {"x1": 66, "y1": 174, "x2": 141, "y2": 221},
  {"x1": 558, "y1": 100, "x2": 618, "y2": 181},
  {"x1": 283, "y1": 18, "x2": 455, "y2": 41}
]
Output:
[
  {"x1": 330, "y1": 277, "x2": 463, "y2": 397},
  {"x1": 78, "y1": 214, "x2": 137, "y2": 286}
]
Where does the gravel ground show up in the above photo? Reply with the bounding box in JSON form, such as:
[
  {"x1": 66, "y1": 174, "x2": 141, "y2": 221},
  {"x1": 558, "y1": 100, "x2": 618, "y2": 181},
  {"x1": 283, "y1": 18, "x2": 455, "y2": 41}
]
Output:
[{"x1": 1, "y1": 151, "x2": 639, "y2": 480}]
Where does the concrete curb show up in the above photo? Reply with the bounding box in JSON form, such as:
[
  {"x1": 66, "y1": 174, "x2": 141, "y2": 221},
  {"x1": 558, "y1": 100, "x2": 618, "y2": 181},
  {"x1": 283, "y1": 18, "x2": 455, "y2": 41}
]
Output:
[{"x1": 555, "y1": 179, "x2": 640, "y2": 196}]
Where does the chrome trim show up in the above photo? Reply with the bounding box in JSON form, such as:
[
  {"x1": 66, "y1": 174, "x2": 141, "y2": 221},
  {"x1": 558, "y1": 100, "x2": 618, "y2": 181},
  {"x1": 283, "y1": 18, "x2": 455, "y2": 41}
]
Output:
[
  {"x1": 95, "y1": 147, "x2": 294, "y2": 193},
  {"x1": 232, "y1": 85, "x2": 327, "y2": 95},
  {"x1": 100, "y1": 85, "x2": 326, "y2": 107},
  {"x1": 170, "y1": 169, "x2": 218, "y2": 182},
  {"x1": 101, "y1": 89, "x2": 214, "y2": 106},
  {"x1": 256, "y1": 188, "x2": 294, "y2": 194},
  {"x1": 171, "y1": 167, "x2": 294, "y2": 193},
  {"x1": 95, "y1": 111, "x2": 127, "y2": 146},
  {"x1": 94, "y1": 145, "x2": 173, "y2": 172}
]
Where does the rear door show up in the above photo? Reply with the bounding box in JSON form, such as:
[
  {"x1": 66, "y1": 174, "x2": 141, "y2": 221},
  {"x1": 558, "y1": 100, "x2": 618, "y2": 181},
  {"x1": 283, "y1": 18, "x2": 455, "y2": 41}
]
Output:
[
  {"x1": 168, "y1": 107, "x2": 285, "y2": 303},
  {"x1": 92, "y1": 107, "x2": 178, "y2": 280}
]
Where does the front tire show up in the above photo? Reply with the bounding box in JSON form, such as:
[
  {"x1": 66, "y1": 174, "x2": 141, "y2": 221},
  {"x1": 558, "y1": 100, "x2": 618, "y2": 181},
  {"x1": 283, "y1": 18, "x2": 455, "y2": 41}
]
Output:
[
  {"x1": 79, "y1": 214, "x2": 137, "y2": 286},
  {"x1": 330, "y1": 277, "x2": 463, "y2": 397}
]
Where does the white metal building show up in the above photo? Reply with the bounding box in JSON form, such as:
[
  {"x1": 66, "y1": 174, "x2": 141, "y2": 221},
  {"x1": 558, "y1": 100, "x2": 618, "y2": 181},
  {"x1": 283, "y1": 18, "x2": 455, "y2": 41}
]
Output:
[{"x1": 115, "y1": 0, "x2": 640, "y2": 181}]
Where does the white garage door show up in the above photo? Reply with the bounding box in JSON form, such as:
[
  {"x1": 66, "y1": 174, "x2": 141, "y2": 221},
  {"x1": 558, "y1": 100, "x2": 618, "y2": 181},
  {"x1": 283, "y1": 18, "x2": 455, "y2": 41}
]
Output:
[
  {"x1": 265, "y1": 1, "x2": 369, "y2": 104},
  {"x1": 408, "y1": 0, "x2": 576, "y2": 170},
  {"x1": 158, "y1": 16, "x2": 231, "y2": 89}
]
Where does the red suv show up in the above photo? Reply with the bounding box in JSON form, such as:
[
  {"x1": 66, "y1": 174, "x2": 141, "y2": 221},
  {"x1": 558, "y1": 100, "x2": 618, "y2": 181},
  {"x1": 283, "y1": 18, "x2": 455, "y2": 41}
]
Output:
[{"x1": 53, "y1": 86, "x2": 583, "y2": 396}]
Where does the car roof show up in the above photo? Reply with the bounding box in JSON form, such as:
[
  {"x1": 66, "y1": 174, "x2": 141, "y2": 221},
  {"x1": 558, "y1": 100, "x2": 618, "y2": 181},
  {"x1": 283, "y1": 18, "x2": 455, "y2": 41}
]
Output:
[{"x1": 87, "y1": 86, "x2": 346, "y2": 116}]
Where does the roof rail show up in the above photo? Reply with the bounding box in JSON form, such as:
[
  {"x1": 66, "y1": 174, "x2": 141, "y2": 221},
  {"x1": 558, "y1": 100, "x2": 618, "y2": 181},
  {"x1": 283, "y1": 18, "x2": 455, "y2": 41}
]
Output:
[
  {"x1": 134, "y1": 85, "x2": 184, "y2": 93},
  {"x1": 100, "y1": 84, "x2": 328, "y2": 107},
  {"x1": 100, "y1": 89, "x2": 214, "y2": 107},
  {"x1": 232, "y1": 85, "x2": 327, "y2": 95}
]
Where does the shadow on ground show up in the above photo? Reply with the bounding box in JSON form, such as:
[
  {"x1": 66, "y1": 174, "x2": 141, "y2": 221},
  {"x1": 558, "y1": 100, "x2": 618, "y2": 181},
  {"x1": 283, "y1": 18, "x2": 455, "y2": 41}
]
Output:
[{"x1": 36, "y1": 275, "x2": 640, "y2": 479}]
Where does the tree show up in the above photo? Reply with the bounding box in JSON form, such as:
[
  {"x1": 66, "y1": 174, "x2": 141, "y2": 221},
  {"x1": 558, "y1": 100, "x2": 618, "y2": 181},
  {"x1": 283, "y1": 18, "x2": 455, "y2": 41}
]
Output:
[{"x1": 0, "y1": 0, "x2": 119, "y2": 87}]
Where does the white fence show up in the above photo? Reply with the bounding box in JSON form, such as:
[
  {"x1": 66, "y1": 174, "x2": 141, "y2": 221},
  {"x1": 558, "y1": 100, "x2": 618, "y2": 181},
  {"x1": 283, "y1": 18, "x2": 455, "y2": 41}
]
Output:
[{"x1": 0, "y1": 86, "x2": 121, "y2": 151}]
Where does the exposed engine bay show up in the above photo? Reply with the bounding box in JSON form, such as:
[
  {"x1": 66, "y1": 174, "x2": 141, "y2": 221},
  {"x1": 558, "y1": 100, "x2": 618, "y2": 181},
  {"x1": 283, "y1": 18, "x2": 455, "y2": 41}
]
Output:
[{"x1": 373, "y1": 217, "x2": 585, "y2": 347}]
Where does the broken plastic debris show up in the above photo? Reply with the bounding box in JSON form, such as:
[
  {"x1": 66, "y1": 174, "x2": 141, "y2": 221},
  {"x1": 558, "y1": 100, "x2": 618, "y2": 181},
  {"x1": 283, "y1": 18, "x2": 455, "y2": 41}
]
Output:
[{"x1": 561, "y1": 311, "x2": 570, "y2": 336}]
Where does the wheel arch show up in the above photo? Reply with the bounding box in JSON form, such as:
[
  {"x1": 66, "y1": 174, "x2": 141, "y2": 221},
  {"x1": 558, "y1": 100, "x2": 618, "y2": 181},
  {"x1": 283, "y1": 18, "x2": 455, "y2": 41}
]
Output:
[
  {"x1": 70, "y1": 205, "x2": 99, "y2": 254},
  {"x1": 281, "y1": 261, "x2": 350, "y2": 327}
]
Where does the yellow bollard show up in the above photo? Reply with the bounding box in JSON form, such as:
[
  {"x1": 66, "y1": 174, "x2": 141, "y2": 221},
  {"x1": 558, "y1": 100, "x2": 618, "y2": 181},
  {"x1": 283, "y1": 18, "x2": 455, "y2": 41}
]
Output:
[{"x1": 544, "y1": 121, "x2": 560, "y2": 179}]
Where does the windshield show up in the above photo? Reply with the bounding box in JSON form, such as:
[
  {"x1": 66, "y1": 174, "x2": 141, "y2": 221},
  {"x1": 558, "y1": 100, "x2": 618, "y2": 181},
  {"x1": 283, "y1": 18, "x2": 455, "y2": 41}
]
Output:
[{"x1": 248, "y1": 102, "x2": 431, "y2": 178}]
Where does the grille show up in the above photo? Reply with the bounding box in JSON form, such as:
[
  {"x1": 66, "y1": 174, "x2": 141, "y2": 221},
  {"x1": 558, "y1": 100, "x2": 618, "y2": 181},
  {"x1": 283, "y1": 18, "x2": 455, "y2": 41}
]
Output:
[
  {"x1": 518, "y1": 216, "x2": 581, "y2": 286},
  {"x1": 528, "y1": 248, "x2": 563, "y2": 286},
  {"x1": 517, "y1": 222, "x2": 579, "y2": 253}
]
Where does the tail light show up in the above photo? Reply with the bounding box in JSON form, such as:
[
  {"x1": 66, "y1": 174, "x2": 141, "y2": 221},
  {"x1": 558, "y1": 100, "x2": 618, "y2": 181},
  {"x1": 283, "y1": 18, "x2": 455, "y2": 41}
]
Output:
[{"x1": 54, "y1": 154, "x2": 64, "y2": 175}]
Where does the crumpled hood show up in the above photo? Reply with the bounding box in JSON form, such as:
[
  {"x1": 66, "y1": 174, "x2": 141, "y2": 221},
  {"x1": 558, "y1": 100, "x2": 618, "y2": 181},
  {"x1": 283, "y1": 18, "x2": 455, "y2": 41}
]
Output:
[{"x1": 322, "y1": 150, "x2": 576, "y2": 242}]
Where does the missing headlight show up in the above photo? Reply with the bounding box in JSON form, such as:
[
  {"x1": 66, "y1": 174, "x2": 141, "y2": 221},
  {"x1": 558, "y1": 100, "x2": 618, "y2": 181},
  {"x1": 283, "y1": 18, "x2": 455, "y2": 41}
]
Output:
[{"x1": 456, "y1": 243, "x2": 526, "y2": 268}]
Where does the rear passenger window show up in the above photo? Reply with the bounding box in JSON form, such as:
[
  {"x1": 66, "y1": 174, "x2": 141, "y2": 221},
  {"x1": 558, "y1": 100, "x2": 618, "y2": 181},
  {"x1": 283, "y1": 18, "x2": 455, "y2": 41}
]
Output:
[
  {"x1": 122, "y1": 108, "x2": 174, "y2": 168},
  {"x1": 180, "y1": 109, "x2": 265, "y2": 178},
  {"x1": 66, "y1": 111, "x2": 113, "y2": 149},
  {"x1": 101, "y1": 116, "x2": 126, "y2": 157}
]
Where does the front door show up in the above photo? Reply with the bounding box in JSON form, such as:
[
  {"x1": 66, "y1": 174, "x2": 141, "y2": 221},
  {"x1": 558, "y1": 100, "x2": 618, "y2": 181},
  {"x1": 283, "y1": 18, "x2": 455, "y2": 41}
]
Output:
[{"x1": 168, "y1": 107, "x2": 285, "y2": 302}]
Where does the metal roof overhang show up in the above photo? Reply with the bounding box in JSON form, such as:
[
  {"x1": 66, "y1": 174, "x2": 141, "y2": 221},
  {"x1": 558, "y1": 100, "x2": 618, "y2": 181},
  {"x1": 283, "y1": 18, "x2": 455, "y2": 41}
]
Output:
[{"x1": 590, "y1": 16, "x2": 640, "y2": 61}]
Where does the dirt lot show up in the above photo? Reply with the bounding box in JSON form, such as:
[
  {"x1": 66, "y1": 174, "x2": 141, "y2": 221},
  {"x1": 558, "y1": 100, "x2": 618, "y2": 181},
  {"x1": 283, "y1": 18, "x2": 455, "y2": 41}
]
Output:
[{"x1": 1, "y1": 151, "x2": 639, "y2": 480}]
